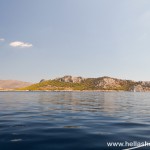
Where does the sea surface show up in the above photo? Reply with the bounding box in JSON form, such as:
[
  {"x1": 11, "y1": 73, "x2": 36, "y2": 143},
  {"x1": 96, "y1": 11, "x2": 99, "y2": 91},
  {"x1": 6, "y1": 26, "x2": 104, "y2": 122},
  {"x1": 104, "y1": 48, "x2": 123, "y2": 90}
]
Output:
[{"x1": 0, "y1": 91, "x2": 150, "y2": 150}]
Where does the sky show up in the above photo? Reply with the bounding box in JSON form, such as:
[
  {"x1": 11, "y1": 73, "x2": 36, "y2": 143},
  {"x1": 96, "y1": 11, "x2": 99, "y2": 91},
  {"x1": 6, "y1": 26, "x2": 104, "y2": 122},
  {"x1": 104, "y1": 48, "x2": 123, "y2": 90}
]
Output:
[{"x1": 0, "y1": 0, "x2": 150, "y2": 82}]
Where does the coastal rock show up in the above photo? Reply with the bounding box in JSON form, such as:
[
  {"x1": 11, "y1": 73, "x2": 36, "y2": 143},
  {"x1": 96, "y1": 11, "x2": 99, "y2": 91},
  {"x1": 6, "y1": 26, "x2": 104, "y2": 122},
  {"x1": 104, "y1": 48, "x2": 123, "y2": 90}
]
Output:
[
  {"x1": 130, "y1": 85, "x2": 144, "y2": 92},
  {"x1": 97, "y1": 77, "x2": 121, "y2": 88}
]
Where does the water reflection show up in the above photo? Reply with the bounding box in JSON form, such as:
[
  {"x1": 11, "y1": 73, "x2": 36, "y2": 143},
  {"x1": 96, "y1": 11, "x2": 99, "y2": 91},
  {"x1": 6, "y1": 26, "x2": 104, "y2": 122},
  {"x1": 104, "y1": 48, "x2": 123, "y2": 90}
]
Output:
[
  {"x1": 1, "y1": 91, "x2": 150, "y2": 117},
  {"x1": 34, "y1": 91, "x2": 150, "y2": 117}
]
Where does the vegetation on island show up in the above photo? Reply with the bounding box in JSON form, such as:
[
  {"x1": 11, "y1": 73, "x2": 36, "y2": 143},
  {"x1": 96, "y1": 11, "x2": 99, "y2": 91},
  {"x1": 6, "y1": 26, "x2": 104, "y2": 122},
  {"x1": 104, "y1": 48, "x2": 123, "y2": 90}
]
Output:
[{"x1": 19, "y1": 80, "x2": 86, "y2": 91}]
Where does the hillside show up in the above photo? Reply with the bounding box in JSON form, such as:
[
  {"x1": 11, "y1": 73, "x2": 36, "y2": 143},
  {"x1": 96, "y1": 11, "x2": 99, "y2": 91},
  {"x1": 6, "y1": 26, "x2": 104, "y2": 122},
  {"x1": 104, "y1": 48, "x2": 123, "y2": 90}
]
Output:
[
  {"x1": 0, "y1": 80, "x2": 32, "y2": 90},
  {"x1": 19, "y1": 75, "x2": 150, "y2": 92}
]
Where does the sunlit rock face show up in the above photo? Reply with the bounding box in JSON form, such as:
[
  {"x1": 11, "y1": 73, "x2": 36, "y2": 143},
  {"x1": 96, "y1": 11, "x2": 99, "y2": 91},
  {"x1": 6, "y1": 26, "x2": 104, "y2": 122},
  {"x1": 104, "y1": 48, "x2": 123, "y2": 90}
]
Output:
[
  {"x1": 55, "y1": 76, "x2": 85, "y2": 83},
  {"x1": 133, "y1": 85, "x2": 144, "y2": 92},
  {"x1": 97, "y1": 77, "x2": 120, "y2": 88},
  {"x1": 140, "y1": 81, "x2": 150, "y2": 87},
  {"x1": 130, "y1": 84, "x2": 150, "y2": 92}
]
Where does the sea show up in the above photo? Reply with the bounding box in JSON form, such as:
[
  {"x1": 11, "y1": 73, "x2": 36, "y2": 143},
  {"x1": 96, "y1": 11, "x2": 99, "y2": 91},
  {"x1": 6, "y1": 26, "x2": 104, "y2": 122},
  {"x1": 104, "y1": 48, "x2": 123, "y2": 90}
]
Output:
[{"x1": 0, "y1": 91, "x2": 150, "y2": 150}]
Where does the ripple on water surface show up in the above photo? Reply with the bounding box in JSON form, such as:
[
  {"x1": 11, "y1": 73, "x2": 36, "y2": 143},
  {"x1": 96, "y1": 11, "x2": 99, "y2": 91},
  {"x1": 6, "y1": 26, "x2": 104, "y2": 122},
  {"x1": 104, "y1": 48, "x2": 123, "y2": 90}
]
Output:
[{"x1": 0, "y1": 91, "x2": 150, "y2": 150}]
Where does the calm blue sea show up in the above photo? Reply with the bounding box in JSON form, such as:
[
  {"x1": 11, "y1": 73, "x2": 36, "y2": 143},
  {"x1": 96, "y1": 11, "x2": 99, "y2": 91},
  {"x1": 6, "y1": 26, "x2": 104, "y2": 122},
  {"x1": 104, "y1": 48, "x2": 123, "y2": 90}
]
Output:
[{"x1": 0, "y1": 91, "x2": 150, "y2": 150}]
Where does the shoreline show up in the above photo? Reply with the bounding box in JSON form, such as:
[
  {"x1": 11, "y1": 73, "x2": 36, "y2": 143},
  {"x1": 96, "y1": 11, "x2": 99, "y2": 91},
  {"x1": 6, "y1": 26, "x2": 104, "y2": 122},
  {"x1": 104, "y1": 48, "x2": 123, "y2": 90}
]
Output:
[{"x1": 0, "y1": 89, "x2": 141, "y2": 92}]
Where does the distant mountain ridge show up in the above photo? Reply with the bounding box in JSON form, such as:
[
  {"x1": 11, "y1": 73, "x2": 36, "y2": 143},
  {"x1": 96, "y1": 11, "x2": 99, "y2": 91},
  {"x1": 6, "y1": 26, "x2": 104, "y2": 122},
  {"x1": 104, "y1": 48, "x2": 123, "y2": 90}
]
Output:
[
  {"x1": 20, "y1": 75, "x2": 150, "y2": 92},
  {"x1": 0, "y1": 80, "x2": 32, "y2": 90}
]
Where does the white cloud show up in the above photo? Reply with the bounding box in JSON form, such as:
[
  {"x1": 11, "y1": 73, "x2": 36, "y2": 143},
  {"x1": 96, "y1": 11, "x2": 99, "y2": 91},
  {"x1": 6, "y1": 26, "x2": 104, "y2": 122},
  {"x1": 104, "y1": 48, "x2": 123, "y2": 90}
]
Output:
[
  {"x1": 0, "y1": 38, "x2": 5, "y2": 42},
  {"x1": 10, "y1": 41, "x2": 33, "y2": 48}
]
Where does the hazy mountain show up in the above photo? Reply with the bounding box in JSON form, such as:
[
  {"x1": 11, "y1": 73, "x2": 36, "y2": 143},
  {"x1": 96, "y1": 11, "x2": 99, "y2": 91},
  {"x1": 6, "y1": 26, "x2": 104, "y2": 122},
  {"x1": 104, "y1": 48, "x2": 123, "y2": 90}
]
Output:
[{"x1": 0, "y1": 80, "x2": 32, "y2": 90}]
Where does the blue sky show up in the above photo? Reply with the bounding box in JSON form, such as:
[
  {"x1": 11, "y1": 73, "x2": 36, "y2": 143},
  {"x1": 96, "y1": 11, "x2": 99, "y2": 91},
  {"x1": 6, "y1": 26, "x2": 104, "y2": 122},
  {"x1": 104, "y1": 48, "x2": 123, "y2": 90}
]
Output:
[{"x1": 0, "y1": 0, "x2": 150, "y2": 82}]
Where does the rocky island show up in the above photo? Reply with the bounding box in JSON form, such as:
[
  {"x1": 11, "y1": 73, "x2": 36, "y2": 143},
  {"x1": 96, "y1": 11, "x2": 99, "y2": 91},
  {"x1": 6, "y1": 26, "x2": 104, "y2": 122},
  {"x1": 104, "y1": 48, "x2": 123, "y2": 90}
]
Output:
[{"x1": 19, "y1": 76, "x2": 150, "y2": 92}]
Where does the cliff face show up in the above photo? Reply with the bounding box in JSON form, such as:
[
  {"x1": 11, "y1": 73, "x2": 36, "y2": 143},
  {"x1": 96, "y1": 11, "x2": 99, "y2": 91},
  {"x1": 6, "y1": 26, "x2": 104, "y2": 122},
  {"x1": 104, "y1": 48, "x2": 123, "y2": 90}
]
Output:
[
  {"x1": 130, "y1": 82, "x2": 150, "y2": 92},
  {"x1": 55, "y1": 76, "x2": 85, "y2": 83},
  {"x1": 95, "y1": 77, "x2": 126, "y2": 89}
]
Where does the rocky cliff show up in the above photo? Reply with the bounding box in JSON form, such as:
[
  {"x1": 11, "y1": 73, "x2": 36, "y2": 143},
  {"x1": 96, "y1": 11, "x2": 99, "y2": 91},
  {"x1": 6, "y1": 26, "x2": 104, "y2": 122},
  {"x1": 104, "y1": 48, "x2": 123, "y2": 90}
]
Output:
[{"x1": 55, "y1": 76, "x2": 85, "y2": 83}]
